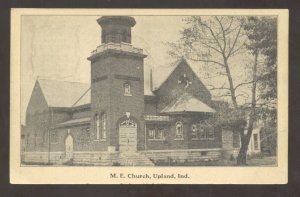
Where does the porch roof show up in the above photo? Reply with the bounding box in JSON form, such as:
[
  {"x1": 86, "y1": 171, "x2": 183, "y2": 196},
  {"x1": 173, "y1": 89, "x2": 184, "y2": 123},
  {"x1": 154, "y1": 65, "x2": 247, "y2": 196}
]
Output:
[{"x1": 54, "y1": 117, "x2": 91, "y2": 128}]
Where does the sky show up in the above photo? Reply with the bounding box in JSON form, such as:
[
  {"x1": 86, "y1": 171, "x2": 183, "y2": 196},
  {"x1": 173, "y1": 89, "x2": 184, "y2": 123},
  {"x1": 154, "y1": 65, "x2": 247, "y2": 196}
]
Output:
[
  {"x1": 20, "y1": 15, "x2": 258, "y2": 125},
  {"x1": 21, "y1": 16, "x2": 186, "y2": 124}
]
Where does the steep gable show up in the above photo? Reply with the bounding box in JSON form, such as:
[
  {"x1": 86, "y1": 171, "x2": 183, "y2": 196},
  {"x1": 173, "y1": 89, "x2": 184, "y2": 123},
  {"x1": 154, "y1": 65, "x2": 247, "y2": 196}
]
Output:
[
  {"x1": 154, "y1": 59, "x2": 213, "y2": 112},
  {"x1": 26, "y1": 81, "x2": 49, "y2": 117}
]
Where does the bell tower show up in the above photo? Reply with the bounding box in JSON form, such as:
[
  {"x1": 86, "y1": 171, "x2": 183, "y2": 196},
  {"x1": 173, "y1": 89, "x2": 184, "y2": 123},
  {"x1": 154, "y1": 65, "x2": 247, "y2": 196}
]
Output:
[{"x1": 88, "y1": 16, "x2": 147, "y2": 152}]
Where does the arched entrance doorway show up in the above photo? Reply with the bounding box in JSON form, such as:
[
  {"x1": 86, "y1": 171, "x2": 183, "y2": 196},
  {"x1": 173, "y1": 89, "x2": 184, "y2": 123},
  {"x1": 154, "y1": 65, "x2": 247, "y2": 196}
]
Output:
[
  {"x1": 119, "y1": 119, "x2": 137, "y2": 152},
  {"x1": 65, "y1": 129, "x2": 73, "y2": 160}
]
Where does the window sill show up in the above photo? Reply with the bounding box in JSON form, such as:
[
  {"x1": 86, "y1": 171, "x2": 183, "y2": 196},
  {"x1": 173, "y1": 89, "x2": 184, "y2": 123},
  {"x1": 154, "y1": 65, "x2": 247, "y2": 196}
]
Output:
[
  {"x1": 94, "y1": 139, "x2": 107, "y2": 142},
  {"x1": 148, "y1": 139, "x2": 164, "y2": 141},
  {"x1": 196, "y1": 138, "x2": 215, "y2": 141},
  {"x1": 174, "y1": 138, "x2": 184, "y2": 141},
  {"x1": 124, "y1": 94, "x2": 132, "y2": 97}
]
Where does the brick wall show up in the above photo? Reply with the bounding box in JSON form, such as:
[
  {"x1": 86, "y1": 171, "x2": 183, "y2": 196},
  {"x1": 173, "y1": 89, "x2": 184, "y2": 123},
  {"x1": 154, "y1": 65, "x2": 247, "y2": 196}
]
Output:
[
  {"x1": 144, "y1": 99, "x2": 157, "y2": 115},
  {"x1": 145, "y1": 114, "x2": 222, "y2": 150},
  {"x1": 49, "y1": 123, "x2": 91, "y2": 152},
  {"x1": 72, "y1": 107, "x2": 91, "y2": 119},
  {"x1": 90, "y1": 52, "x2": 146, "y2": 151}
]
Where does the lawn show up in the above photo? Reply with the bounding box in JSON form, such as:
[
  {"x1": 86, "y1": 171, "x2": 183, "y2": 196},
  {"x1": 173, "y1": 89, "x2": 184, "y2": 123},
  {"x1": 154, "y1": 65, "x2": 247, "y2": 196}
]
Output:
[{"x1": 154, "y1": 156, "x2": 277, "y2": 166}]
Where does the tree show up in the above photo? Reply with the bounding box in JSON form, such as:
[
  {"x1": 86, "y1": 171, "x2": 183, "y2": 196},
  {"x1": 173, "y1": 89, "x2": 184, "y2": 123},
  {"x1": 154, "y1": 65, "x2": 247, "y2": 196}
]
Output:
[
  {"x1": 168, "y1": 16, "x2": 277, "y2": 165},
  {"x1": 239, "y1": 17, "x2": 277, "y2": 164}
]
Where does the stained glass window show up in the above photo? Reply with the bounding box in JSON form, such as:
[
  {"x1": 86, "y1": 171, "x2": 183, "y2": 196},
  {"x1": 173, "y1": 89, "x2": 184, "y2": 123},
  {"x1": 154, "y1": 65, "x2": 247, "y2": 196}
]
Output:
[{"x1": 175, "y1": 121, "x2": 183, "y2": 139}]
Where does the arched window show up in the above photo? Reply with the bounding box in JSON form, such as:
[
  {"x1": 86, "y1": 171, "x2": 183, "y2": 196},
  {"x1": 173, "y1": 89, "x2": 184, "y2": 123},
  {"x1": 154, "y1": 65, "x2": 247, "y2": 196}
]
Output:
[
  {"x1": 95, "y1": 114, "x2": 100, "y2": 140},
  {"x1": 175, "y1": 121, "x2": 183, "y2": 139},
  {"x1": 101, "y1": 113, "x2": 107, "y2": 139},
  {"x1": 191, "y1": 124, "x2": 198, "y2": 139},
  {"x1": 124, "y1": 82, "x2": 131, "y2": 96}
]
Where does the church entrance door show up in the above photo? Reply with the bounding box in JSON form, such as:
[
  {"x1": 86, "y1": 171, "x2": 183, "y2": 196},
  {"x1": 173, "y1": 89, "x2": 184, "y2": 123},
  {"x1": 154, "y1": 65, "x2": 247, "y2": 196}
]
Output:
[{"x1": 119, "y1": 119, "x2": 137, "y2": 152}]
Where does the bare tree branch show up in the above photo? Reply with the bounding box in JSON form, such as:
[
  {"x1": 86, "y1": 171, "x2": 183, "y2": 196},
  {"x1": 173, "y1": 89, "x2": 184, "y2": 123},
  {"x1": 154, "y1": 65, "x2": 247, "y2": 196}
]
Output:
[
  {"x1": 234, "y1": 80, "x2": 256, "y2": 90},
  {"x1": 187, "y1": 56, "x2": 224, "y2": 67},
  {"x1": 197, "y1": 19, "x2": 224, "y2": 53},
  {"x1": 226, "y1": 20, "x2": 244, "y2": 58},
  {"x1": 215, "y1": 16, "x2": 227, "y2": 52}
]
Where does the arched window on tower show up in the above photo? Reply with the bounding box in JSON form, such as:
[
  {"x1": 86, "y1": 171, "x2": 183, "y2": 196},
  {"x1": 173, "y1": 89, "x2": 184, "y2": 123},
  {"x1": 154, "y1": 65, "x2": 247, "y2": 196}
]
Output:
[{"x1": 124, "y1": 81, "x2": 132, "y2": 96}]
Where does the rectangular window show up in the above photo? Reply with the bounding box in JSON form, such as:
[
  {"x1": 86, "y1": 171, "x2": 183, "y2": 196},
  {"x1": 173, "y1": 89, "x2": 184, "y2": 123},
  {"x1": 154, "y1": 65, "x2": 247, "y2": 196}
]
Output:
[
  {"x1": 148, "y1": 126, "x2": 165, "y2": 140},
  {"x1": 148, "y1": 129, "x2": 155, "y2": 139},
  {"x1": 253, "y1": 134, "x2": 259, "y2": 150},
  {"x1": 233, "y1": 131, "x2": 240, "y2": 148}
]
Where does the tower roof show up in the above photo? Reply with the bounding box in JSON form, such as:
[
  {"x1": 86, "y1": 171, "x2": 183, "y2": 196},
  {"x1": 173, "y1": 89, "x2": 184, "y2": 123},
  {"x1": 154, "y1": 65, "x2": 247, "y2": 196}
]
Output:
[{"x1": 97, "y1": 16, "x2": 136, "y2": 27}]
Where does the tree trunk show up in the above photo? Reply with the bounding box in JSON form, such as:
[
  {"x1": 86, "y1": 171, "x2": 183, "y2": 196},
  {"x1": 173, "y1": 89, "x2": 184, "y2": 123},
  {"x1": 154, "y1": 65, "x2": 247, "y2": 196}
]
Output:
[
  {"x1": 223, "y1": 58, "x2": 238, "y2": 108},
  {"x1": 237, "y1": 131, "x2": 250, "y2": 165},
  {"x1": 236, "y1": 48, "x2": 259, "y2": 166}
]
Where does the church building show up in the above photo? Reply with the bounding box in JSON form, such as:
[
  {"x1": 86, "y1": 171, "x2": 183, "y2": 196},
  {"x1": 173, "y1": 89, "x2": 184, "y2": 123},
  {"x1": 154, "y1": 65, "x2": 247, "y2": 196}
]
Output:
[{"x1": 22, "y1": 16, "x2": 260, "y2": 166}]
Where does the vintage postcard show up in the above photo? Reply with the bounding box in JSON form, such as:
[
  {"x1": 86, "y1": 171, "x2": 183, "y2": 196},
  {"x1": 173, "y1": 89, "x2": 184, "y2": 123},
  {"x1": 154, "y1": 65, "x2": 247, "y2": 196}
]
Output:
[{"x1": 10, "y1": 9, "x2": 288, "y2": 184}]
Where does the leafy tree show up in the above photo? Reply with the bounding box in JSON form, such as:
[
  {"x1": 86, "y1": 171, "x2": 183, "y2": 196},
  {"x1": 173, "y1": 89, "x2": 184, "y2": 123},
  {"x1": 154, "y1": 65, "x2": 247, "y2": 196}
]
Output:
[{"x1": 168, "y1": 16, "x2": 277, "y2": 165}]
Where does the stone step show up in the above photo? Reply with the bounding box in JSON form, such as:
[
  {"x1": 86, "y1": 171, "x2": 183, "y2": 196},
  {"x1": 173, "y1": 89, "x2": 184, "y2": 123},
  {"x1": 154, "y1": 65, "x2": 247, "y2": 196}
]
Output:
[{"x1": 119, "y1": 152, "x2": 154, "y2": 166}]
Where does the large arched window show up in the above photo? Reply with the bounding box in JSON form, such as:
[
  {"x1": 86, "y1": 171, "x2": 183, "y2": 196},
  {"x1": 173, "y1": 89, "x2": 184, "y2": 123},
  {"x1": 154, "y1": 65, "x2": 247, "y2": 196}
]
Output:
[
  {"x1": 101, "y1": 113, "x2": 107, "y2": 139},
  {"x1": 95, "y1": 114, "x2": 100, "y2": 140},
  {"x1": 175, "y1": 121, "x2": 183, "y2": 140}
]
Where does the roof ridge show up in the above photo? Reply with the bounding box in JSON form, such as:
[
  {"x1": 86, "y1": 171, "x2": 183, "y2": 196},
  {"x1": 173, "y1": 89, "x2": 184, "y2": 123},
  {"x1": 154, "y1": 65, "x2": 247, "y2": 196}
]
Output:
[{"x1": 38, "y1": 78, "x2": 89, "y2": 85}]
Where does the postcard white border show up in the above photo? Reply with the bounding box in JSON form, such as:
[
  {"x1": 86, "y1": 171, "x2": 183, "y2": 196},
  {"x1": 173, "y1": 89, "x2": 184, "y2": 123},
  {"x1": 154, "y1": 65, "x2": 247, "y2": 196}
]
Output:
[{"x1": 10, "y1": 9, "x2": 288, "y2": 184}]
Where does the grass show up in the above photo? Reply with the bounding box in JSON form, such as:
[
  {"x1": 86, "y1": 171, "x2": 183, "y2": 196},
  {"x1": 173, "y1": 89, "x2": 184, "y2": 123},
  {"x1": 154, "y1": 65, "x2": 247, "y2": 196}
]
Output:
[{"x1": 154, "y1": 156, "x2": 277, "y2": 166}]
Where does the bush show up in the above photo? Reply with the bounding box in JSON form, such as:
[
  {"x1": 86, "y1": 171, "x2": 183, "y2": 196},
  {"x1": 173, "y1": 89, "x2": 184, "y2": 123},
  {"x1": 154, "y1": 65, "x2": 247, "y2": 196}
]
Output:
[{"x1": 112, "y1": 162, "x2": 121, "y2": 166}]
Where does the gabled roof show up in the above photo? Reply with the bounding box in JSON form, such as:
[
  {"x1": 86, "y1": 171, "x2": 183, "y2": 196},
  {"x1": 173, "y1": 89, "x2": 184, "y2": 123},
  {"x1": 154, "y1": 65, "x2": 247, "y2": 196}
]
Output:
[
  {"x1": 37, "y1": 79, "x2": 90, "y2": 108},
  {"x1": 149, "y1": 58, "x2": 210, "y2": 94},
  {"x1": 34, "y1": 58, "x2": 211, "y2": 108},
  {"x1": 161, "y1": 93, "x2": 215, "y2": 114}
]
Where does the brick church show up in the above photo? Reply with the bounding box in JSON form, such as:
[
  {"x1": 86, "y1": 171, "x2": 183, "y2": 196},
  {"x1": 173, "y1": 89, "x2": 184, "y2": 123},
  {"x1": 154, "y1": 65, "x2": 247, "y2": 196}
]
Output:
[{"x1": 22, "y1": 16, "x2": 262, "y2": 165}]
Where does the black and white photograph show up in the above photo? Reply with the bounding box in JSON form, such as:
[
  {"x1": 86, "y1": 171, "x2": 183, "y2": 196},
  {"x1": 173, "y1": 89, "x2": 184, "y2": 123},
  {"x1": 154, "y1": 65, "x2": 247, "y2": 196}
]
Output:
[{"x1": 10, "y1": 9, "x2": 288, "y2": 184}]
